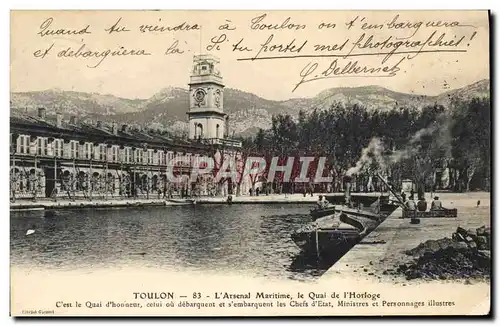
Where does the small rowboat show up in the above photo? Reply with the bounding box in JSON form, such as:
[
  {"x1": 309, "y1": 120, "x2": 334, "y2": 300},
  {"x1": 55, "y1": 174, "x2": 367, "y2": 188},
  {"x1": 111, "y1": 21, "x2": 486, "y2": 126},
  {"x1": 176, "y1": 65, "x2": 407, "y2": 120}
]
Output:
[
  {"x1": 309, "y1": 205, "x2": 336, "y2": 220},
  {"x1": 294, "y1": 205, "x2": 391, "y2": 259},
  {"x1": 167, "y1": 199, "x2": 196, "y2": 205},
  {"x1": 291, "y1": 216, "x2": 361, "y2": 259},
  {"x1": 310, "y1": 203, "x2": 397, "y2": 222}
]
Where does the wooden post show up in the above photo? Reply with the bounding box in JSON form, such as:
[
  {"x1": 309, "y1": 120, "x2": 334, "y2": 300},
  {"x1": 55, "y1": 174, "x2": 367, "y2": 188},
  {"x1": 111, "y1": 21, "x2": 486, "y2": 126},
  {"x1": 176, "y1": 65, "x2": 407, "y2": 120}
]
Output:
[
  {"x1": 89, "y1": 160, "x2": 93, "y2": 201},
  {"x1": 315, "y1": 229, "x2": 320, "y2": 261},
  {"x1": 33, "y1": 156, "x2": 37, "y2": 202},
  {"x1": 133, "y1": 168, "x2": 136, "y2": 199},
  {"x1": 72, "y1": 158, "x2": 76, "y2": 201},
  {"x1": 430, "y1": 168, "x2": 435, "y2": 202},
  {"x1": 105, "y1": 161, "x2": 108, "y2": 200},
  {"x1": 11, "y1": 155, "x2": 16, "y2": 202},
  {"x1": 147, "y1": 165, "x2": 150, "y2": 200},
  {"x1": 120, "y1": 163, "x2": 123, "y2": 199},
  {"x1": 54, "y1": 157, "x2": 57, "y2": 201}
]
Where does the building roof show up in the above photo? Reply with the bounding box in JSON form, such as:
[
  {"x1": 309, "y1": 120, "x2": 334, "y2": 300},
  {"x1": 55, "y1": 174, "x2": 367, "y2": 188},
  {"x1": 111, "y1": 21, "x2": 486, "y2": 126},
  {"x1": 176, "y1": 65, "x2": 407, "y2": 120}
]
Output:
[{"x1": 10, "y1": 111, "x2": 211, "y2": 153}]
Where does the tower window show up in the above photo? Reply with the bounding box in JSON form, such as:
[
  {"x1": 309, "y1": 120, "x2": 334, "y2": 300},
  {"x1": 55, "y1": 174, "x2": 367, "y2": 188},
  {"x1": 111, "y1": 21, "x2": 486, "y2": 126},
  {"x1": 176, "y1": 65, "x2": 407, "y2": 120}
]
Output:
[
  {"x1": 197, "y1": 123, "x2": 204, "y2": 138},
  {"x1": 216, "y1": 124, "x2": 220, "y2": 138}
]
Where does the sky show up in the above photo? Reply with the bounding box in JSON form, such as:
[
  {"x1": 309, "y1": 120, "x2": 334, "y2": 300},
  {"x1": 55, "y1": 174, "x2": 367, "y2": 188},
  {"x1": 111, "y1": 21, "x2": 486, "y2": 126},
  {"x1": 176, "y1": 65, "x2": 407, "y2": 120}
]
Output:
[{"x1": 10, "y1": 10, "x2": 490, "y2": 101}]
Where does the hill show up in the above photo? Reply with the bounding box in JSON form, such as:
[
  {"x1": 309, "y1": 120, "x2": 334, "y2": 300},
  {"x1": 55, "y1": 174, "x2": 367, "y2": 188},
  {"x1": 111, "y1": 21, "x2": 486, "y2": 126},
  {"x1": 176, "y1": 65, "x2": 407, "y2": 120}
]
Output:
[
  {"x1": 11, "y1": 89, "x2": 143, "y2": 116},
  {"x1": 11, "y1": 79, "x2": 490, "y2": 136}
]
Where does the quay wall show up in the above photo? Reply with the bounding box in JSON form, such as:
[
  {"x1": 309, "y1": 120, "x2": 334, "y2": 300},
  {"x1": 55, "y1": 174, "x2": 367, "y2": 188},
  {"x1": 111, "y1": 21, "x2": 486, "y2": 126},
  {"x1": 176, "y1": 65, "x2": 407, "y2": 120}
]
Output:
[
  {"x1": 322, "y1": 191, "x2": 491, "y2": 283},
  {"x1": 10, "y1": 194, "x2": 329, "y2": 211},
  {"x1": 10, "y1": 192, "x2": 489, "y2": 211}
]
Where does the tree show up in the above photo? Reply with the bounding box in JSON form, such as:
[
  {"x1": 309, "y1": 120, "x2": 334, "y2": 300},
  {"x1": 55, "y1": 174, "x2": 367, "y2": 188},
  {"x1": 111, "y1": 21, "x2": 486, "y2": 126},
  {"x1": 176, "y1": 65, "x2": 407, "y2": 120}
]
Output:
[
  {"x1": 450, "y1": 97, "x2": 490, "y2": 191},
  {"x1": 239, "y1": 96, "x2": 490, "y2": 193}
]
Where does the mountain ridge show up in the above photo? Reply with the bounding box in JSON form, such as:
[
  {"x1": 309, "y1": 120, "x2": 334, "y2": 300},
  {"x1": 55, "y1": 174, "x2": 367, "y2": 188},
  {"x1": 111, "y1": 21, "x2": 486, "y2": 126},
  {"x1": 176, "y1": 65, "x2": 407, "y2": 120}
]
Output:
[{"x1": 11, "y1": 79, "x2": 490, "y2": 136}]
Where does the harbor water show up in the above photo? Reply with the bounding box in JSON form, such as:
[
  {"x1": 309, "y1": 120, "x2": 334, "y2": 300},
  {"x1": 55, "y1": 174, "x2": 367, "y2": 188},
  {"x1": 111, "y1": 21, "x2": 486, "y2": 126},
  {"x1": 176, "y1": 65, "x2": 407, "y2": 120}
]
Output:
[
  {"x1": 10, "y1": 204, "x2": 328, "y2": 281},
  {"x1": 11, "y1": 192, "x2": 491, "y2": 282}
]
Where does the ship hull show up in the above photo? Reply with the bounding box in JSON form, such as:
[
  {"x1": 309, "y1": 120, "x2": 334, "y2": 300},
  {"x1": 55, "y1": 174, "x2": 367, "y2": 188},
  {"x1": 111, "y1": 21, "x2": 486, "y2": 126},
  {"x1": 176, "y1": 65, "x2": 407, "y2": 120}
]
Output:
[
  {"x1": 310, "y1": 207, "x2": 336, "y2": 220},
  {"x1": 291, "y1": 228, "x2": 361, "y2": 258},
  {"x1": 310, "y1": 203, "x2": 399, "y2": 222}
]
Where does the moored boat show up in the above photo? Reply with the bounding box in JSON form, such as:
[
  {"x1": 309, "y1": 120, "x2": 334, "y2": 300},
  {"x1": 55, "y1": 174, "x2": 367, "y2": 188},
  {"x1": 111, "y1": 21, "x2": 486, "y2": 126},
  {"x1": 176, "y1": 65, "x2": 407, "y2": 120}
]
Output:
[
  {"x1": 292, "y1": 225, "x2": 361, "y2": 258},
  {"x1": 291, "y1": 213, "x2": 362, "y2": 257},
  {"x1": 166, "y1": 198, "x2": 196, "y2": 205},
  {"x1": 293, "y1": 174, "x2": 401, "y2": 260},
  {"x1": 310, "y1": 199, "x2": 399, "y2": 222},
  {"x1": 309, "y1": 205, "x2": 335, "y2": 220},
  {"x1": 402, "y1": 208, "x2": 458, "y2": 219}
]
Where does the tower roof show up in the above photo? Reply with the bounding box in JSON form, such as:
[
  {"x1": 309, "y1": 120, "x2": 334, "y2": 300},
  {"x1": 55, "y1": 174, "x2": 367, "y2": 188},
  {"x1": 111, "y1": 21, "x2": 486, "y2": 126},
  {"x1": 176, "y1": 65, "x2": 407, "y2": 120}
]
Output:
[
  {"x1": 190, "y1": 56, "x2": 223, "y2": 88},
  {"x1": 193, "y1": 54, "x2": 220, "y2": 63}
]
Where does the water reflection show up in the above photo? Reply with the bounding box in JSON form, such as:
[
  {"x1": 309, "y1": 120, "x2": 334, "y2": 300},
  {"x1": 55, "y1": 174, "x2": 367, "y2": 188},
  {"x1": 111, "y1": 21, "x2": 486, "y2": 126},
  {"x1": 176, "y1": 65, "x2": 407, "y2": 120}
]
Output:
[{"x1": 11, "y1": 204, "x2": 337, "y2": 281}]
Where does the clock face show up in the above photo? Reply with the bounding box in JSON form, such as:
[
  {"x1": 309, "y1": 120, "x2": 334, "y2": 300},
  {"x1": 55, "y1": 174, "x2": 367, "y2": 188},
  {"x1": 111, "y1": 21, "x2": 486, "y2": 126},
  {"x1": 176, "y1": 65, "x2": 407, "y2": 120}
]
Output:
[{"x1": 194, "y1": 89, "x2": 205, "y2": 102}]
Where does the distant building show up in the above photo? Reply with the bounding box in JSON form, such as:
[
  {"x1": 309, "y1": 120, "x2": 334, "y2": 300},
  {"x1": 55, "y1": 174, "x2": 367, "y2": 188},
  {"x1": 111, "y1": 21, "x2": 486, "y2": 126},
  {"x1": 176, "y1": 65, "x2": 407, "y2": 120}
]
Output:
[{"x1": 10, "y1": 55, "x2": 246, "y2": 202}]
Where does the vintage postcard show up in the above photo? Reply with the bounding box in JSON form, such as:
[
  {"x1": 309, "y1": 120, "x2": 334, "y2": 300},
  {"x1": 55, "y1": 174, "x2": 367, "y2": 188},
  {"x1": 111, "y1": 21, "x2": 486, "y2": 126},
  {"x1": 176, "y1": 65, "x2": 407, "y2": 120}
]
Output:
[{"x1": 9, "y1": 10, "x2": 491, "y2": 316}]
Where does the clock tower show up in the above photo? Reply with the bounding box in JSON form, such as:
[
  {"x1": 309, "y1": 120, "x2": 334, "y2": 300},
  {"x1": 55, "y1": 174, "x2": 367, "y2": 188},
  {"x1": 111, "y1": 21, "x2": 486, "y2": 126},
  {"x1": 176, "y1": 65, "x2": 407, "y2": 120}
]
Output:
[{"x1": 187, "y1": 54, "x2": 227, "y2": 140}]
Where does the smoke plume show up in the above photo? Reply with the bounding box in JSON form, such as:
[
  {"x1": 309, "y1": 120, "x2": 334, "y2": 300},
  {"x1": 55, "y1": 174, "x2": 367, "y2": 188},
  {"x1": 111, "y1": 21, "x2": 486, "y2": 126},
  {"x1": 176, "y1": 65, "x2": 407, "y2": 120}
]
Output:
[
  {"x1": 345, "y1": 113, "x2": 452, "y2": 177},
  {"x1": 389, "y1": 123, "x2": 439, "y2": 164},
  {"x1": 345, "y1": 137, "x2": 387, "y2": 176}
]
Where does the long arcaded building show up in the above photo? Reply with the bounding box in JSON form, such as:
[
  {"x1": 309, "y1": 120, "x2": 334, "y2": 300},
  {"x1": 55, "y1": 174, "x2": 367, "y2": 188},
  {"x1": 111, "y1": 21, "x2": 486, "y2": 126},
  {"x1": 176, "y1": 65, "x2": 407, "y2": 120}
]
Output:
[{"x1": 9, "y1": 54, "x2": 247, "y2": 202}]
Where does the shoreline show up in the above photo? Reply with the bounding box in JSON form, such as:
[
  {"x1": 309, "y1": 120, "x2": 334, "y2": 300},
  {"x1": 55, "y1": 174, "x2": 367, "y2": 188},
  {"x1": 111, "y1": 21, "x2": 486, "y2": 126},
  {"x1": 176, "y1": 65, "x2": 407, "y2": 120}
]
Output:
[
  {"x1": 9, "y1": 194, "x2": 322, "y2": 211},
  {"x1": 10, "y1": 192, "x2": 490, "y2": 211},
  {"x1": 323, "y1": 204, "x2": 491, "y2": 285}
]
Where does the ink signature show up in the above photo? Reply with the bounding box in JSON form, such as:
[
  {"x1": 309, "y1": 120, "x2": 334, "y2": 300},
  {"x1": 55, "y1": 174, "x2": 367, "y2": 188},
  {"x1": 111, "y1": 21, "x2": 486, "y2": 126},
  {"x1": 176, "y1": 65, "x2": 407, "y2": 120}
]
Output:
[{"x1": 292, "y1": 56, "x2": 406, "y2": 92}]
